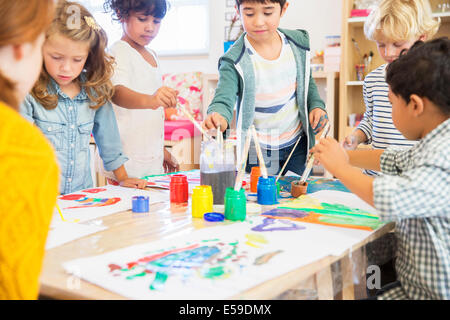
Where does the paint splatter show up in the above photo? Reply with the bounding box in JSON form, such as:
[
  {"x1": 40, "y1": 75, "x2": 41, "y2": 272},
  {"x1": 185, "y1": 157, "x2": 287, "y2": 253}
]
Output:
[
  {"x1": 150, "y1": 272, "x2": 168, "y2": 290},
  {"x1": 201, "y1": 266, "x2": 228, "y2": 279},
  {"x1": 253, "y1": 250, "x2": 283, "y2": 265},
  {"x1": 251, "y1": 218, "x2": 305, "y2": 232},
  {"x1": 270, "y1": 196, "x2": 383, "y2": 231},
  {"x1": 82, "y1": 188, "x2": 107, "y2": 194},
  {"x1": 262, "y1": 208, "x2": 309, "y2": 219},
  {"x1": 59, "y1": 194, "x2": 86, "y2": 201},
  {"x1": 65, "y1": 197, "x2": 121, "y2": 209},
  {"x1": 244, "y1": 233, "x2": 269, "y2": 248}
]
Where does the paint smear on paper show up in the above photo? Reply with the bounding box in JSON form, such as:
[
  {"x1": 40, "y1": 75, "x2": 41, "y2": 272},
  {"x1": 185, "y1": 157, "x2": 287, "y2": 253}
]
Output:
[
  {"x1": 253, "y1": 250, "x2": 283, "y2": 265},
  {"x1": 251, "y1": 217, "x2": 305, "y2": 232}
]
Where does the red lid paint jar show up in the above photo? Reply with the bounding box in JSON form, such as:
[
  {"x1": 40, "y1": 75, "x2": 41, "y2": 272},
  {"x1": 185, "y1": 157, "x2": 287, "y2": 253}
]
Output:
[{"x1": 170, "y1": 174, "x2": 188, "y2": 204}]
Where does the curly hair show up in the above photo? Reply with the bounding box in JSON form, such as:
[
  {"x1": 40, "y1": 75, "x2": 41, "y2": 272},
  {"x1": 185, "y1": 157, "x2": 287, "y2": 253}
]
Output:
[
  {"x1": 386, "y1": 37, "x2": 450, "y2": 115},
  {"x1": 32, "y1": 0, "x2": 115, "y2": 110},
  {"x1": 104, "y1": 0, "x2": 168, "y2": 21},
  {"x1": 0, "y1": 0, "x2": 54, "y2": 109}
]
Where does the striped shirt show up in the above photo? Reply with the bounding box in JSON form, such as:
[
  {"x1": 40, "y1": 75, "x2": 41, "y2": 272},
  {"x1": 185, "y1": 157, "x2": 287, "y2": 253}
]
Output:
[
  {"x1": 358, "y1": 64, "x2": 417, "y2": 175},
  {"x1": 373, "y1": 118, "x2": 450, "y2": 300},
  {"x1": 245, "y1": 31, "x2": 302, "y2": 150}
]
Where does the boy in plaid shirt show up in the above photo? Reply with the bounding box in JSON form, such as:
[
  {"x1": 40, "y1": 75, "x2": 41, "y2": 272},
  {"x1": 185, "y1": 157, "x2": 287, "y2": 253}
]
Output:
[{"x1": 311, "y1": 38, "x2": 450, "y2": 300}]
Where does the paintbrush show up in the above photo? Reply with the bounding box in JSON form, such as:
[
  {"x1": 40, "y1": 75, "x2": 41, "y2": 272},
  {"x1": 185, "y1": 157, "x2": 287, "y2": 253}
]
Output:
[
  {"x1": 368, "y1": 51, "x2": 374, "y2": 71},
  {"x1": 275, "y1": 135, "x2": 302, "y2": 184},
  {"x1": 250, "y1": 125, "x2": 268, "y2": 179},
  {"x1": 299, "y1": 122, "x2": 331, "y2": 183},
  {"x1": 234, "y1": 127, "x2": 253, "y2": 191},
  {"x1": 352, "y1": 38, "x2": 363, "y2": 64},
  {"x1": 177, "y1": 103, "x2": 213, "y2": 140}
]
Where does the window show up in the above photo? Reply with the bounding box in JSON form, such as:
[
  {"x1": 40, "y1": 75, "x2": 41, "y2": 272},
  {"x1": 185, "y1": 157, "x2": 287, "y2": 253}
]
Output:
[{"x1": 78, "y1": 0, "x2": 210, "y2": 56}]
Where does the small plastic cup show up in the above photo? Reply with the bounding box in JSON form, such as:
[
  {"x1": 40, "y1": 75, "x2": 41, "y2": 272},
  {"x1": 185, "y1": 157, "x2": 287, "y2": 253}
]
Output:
[
  {"x1": 250, "y1": 166, "x2": 261, "y2": 193},
  {"x1": 192, "y1": 186, "x2": 213, "y2": 218},
  {"x1": 257, "y1": 176, "x2": 277, "y2": 205},
  {"x1": 224, "y1": 187, "x2": 247, "y2": 221}
]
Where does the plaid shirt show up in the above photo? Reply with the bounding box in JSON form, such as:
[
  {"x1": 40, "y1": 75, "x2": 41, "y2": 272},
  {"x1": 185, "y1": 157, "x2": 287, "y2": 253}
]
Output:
[{"x1": 373, "y1": 118, "x2": 450, "y2": 300}]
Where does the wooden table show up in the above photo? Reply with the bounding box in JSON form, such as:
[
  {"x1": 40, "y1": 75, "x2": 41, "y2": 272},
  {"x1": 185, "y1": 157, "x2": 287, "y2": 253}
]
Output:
[{"x1": 40, "y1": 189, "x2": 394, "y2": 300}]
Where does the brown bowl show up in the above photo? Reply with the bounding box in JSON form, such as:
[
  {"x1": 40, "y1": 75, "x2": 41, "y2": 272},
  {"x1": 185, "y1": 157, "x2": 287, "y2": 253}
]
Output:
[{"x1": 291, "y1": 181, "x2": 308, "y2": 198}]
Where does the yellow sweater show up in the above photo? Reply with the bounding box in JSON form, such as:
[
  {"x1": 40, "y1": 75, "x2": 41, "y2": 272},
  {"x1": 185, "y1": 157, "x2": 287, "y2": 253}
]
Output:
[{"x1": 0, "y1": 102, "x2": 59, "y2": 300}]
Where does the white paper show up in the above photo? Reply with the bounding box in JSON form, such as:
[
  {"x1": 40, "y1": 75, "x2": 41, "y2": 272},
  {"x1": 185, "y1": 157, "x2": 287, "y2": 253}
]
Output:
[
  {"x1": 57, "y1": 185, "x2": 169, "y2": 223},
  {"x1": 63, "y1": 214, "x2": 373, "y2": 300},
  {"x1": 46, "y1": 222, "x2": 107, "y2": 250}
]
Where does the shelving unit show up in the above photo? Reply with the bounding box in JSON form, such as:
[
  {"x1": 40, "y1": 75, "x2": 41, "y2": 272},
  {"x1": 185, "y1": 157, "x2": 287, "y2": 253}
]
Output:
[{"x1": 338, "y1": 0, "x2": 450, "y2": 142}]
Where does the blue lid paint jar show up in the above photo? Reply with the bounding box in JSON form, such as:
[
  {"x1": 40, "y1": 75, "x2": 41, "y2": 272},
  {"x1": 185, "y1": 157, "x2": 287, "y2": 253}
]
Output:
[
  {"x1": 132, "y1": 196, "x2": 149, "y2": 213},
  {"x1": 257, "y1": 176, "x2": 277, "y2": 205}
]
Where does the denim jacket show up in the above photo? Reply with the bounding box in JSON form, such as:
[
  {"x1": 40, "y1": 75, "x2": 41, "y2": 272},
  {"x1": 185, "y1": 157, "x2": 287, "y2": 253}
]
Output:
[{"x1": 21, "y1": 79, "x2": 128, "y2": 194}]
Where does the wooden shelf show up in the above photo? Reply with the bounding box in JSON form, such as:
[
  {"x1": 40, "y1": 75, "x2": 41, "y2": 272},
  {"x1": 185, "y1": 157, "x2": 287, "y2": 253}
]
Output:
[
  {"x1": 346, "y1": 81, "x2": 364, "y2": 86},
  {"x1": 348, "y1": 12, "x2": 450, "y2": 27}
]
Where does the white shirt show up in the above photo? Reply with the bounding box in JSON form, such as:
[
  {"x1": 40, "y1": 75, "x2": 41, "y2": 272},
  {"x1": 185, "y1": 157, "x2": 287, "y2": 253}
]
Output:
[
  {"x1": 245, "y1": 31, "x2": 302, "y2": 150},
  {"x1": 95, "y1": 40, "x2": 165, "y2": 179}
]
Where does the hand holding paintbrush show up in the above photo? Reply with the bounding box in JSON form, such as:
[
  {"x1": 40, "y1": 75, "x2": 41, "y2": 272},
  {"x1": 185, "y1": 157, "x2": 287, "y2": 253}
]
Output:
[{"x1": 299, "y1": 122, "x2": 331, "y2": 183}]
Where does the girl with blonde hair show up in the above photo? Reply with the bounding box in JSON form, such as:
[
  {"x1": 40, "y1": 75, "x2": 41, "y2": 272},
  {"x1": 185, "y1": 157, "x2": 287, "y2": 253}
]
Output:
[
  {"x1": 343, "y1": 0, "x2": 440, "y2": 175},
  {"x1": 21, "y1": 0, "x2": 148, "y2": 194}
]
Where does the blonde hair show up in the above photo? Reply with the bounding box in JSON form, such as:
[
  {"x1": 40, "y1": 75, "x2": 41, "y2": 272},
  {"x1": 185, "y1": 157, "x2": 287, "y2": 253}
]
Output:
[
  {"x1": 32, "y1": 0, "x2": 115, "y2": 110},
  {"x1": 364, "y1": 0, "x2": 440, "y2": 42},
  {"x1": 0, "y1": 0, "x2": 54, "y2": 110}
]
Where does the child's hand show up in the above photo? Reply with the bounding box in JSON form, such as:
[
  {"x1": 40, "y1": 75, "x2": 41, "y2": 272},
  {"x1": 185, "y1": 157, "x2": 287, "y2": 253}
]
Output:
[
  {"x1": 152, "y1": 86, "x2": 178, "y2": 108},
  {"x1": 202, "y1": 112, "x2": 228, "y2": 132},
  {"x1": 310, "y1": 137, "x2": 349, "y2": 175},
  {"x1": 309, "y1": 109, "x2": 329, "y2": 135},
  {"x1": 163, "y1": 149, "x2": 180, "y2": 173},
  {"x1": 342, "y1": 134, "x2": 359, "y2": 150},
  {"x1": 119, "y1": 178, "x2": 148, "y2": 189}
]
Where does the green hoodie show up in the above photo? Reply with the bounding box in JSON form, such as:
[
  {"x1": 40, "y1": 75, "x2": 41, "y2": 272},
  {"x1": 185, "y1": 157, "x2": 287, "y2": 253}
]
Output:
[{"x1": 207, "y1": 28, "x2": 327, "y2": 163}]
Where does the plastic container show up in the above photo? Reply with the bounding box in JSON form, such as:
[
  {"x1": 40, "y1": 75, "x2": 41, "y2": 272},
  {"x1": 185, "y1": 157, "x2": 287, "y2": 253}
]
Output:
[
  {"x1": 132, "y1": 196, "x2": 149, "y2": 213},
  {"x1": 291, "y1": 181, "x2": 308, "y2": 198},
  {"x1": 170, "y1": 174, "x2": 188, "y2": 204},
  {"x1": 257, "y1": 176, "x2": 277, "y2": 205},
  {"x1": 192, "y1": 186, "x2": 213, "y2": 218},
  {"x1": 250, "y1": 166, "x2": 261, "y2": 193},
  {"x1": 224, "y1": 188, "x2": 247, "y2": 221},
  {"x1": 200, "y1": 140, "x2": 236, "y2": 205},
  {"x1": 325, "y1": 35, "x2": 341, "y2": 47}
]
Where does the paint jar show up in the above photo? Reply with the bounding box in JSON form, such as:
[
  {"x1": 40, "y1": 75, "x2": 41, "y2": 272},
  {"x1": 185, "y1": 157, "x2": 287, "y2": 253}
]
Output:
[
  {"x1": 257, "y1": 176, "x2": 277, "y2": 205},
  {"x1": 355, "y1": 64, "x2": 365, "y2": 81},
  {"x1": 132, "y1": 196, "x2": 149, "y2": 213},
  {"x1": 224, "y1": 187, "x2": 247, "y2": 221},
  {"x1": 250, "y1": 166, "x2": 261, "y2": 193},
  {"x1": 291, "y1": 181, "x2": 308, "y2": 198},
  {"x1": 192, "y1": 185, "x2": 213, "y2": 218},
  {"x1": 170, "y1": 174, "x2": 188, "y2": 204},
  {"x1": 200, "y1": 140, "x2": 236, "y2": 205}
]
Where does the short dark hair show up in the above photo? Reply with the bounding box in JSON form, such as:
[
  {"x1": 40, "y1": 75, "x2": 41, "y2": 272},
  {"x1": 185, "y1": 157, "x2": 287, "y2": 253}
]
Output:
[
  {"x1": 235, "y1": 0, "x2": 287, "y2": 9},
  {"x1": 386, "y1": 37, "x2": 450, "y2": 115},
  {"x1": 104, "y1": 0, "x2": 168, "y2": 20}
]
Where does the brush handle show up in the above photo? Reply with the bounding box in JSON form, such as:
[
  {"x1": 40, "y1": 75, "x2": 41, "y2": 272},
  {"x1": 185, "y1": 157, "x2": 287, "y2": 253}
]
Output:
[
  {"x1": 234, "y1": 128, "x2": 253, "y2": 191},
  {"x1": 300, "y1": 122, "x2": 331, "y2": 183},
  {"x1": 177, "y1": 104, "x2": 213, "y2": 140},
  {"x1": 275, "y1": 135, "x2": 301, "y2": 183},
  {"x1": 250, "y1": 125, "x2": 268, "y2": 179}
]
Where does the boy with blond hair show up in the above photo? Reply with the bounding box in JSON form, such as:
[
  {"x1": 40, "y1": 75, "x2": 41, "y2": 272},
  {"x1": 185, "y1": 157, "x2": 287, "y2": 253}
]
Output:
[
  {"x1": 313, "y1": 38, "x2": 450, "y2": 300},
  {"x1": 344, "y1": 0, "x2": 440, "y2": 175}
]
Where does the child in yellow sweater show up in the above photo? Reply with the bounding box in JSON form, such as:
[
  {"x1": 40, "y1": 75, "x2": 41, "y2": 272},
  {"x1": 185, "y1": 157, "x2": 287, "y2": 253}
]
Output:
[{"x1": 0, "y1": 0, "x2": 59, "y2": 299}]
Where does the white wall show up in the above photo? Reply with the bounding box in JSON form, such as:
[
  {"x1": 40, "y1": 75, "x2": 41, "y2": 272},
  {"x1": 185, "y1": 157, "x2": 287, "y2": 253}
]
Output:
[{"x1": 159, "y1": 0, "x2": 342, "y2": 74}]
